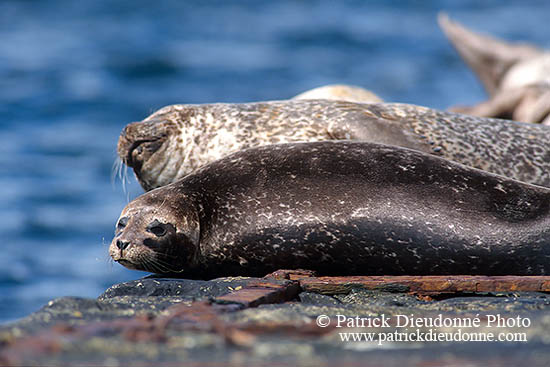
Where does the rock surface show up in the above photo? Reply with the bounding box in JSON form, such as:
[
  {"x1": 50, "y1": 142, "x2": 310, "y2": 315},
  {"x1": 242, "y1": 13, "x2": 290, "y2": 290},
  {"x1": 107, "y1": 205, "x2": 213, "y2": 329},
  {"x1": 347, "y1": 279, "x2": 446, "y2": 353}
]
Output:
[{"x1": 1, "y1": 273, "x2": 550, "y2": 366}]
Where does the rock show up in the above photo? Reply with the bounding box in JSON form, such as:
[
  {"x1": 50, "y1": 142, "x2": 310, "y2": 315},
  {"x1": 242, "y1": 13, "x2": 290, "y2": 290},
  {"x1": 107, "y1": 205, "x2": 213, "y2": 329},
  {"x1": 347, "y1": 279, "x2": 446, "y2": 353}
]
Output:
[{"x1": 1, "y1": 274, "x2": 550, "y2": 366}]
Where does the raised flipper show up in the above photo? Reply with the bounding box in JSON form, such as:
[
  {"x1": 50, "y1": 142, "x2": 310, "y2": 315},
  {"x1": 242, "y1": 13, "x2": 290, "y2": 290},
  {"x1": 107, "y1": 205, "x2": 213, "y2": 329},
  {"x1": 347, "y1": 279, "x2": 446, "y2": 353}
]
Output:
[{"x1": 438, "y1": 13, "x2": 542, "y2": 96}]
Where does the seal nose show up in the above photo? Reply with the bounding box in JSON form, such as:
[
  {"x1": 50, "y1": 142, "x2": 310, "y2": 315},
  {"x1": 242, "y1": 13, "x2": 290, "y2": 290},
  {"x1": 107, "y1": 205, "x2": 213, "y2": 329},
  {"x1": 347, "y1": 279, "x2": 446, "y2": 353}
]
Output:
[{"x1": 116, "y1": 240, "x2": 130, "y2": 250}]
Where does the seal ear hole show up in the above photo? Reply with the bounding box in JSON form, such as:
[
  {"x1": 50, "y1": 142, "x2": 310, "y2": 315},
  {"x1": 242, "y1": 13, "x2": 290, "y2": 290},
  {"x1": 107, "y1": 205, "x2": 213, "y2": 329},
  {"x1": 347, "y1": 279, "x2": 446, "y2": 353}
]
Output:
[{"x1": 147, "y1": 219, "x2": 168, "y2": 237}]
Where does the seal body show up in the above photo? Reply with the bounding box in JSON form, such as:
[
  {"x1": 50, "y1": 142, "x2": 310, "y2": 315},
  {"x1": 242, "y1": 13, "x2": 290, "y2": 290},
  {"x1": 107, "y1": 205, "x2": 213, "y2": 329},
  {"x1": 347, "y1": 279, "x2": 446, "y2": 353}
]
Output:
[
  {"x1": 110, "y1": 141, "x2": 550, "y2": 277},
  {"x1": 118, "y1": 100, "x2": 550, "y2": 191},
  {"x1": 292, "y1": 84, "x2": 383, "y2": 103}
]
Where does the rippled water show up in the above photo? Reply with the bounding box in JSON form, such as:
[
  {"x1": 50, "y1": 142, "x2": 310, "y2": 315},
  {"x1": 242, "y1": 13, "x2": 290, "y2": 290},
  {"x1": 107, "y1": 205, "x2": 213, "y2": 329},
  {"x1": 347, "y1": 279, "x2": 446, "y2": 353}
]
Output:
[{"x1": 1, "y1": 0, "x2": 549, "y2": 323}]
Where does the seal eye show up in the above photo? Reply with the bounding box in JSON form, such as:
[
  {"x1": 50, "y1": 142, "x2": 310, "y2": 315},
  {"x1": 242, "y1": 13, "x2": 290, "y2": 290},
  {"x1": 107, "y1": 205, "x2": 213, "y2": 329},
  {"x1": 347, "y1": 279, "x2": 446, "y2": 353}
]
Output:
[
  {"x1": 147, "y1": 220, "x2": 167, "y2": 237},
  {"x1": 117, "y1": 217, "x2": 129, "y2": 231},
  {"x1": 149, "y1": 226, "x2": 166, "y2": 237}
]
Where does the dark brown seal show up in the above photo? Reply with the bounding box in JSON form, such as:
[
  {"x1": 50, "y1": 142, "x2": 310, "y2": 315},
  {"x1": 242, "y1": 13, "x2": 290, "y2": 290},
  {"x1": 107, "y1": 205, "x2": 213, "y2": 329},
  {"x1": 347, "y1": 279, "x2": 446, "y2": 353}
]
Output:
[
  {"x1": 118, "y1": 100, "x2": 550, "y2": 191},
  {"x1": 110, "y1": 141, "x2": 550, "y2": 277}
]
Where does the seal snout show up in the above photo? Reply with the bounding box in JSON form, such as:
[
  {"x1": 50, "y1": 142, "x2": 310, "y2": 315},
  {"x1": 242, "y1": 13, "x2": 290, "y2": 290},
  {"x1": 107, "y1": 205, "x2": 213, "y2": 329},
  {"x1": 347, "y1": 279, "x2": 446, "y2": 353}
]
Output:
[
  {"x1": 117, "y1": 122, "x2": 141, "y2": 165},
  {"x1": 117, "y1": 119, "x2": 173, "y2": 170}
]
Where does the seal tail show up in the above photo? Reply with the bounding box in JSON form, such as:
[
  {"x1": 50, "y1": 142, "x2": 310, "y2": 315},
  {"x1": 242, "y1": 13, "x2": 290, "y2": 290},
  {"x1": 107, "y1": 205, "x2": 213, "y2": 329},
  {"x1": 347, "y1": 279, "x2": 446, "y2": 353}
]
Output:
[{"x1": 438, "y1": 12, "x2": 542, "y2": 96}]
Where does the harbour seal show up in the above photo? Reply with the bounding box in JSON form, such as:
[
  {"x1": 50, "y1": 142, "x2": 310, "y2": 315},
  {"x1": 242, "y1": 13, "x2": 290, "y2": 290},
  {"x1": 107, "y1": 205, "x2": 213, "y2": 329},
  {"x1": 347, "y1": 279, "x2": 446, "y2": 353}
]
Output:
[
  {"x1": 439, "y1": 13, "x2": 550, "y2": 124},
  {"x1": 118, "y1": 99, "x2": 550, "y2": 191},
  {"x1": 110, "y1": 141, "x2": 550, "y2": 277},
  {"x1": 292, "y1": 84, "x2": 383, "y2": 103}
]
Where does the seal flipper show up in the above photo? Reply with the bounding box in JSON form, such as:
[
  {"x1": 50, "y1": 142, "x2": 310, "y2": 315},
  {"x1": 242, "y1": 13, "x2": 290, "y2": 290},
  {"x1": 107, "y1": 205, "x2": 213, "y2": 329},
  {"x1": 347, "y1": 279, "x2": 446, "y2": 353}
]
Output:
[
  {"x1": 515, "y1": 86, "x2": 550, "y2": 124},
  {"x1": 438, "y1": 13, "x2": 542, "y2": 96},
  {"x1": 450, "y1": 84, "x2": 550, "y2": 124},
  {"x1": 449, "y1": 87, "x2": 525, "y2": 120}
]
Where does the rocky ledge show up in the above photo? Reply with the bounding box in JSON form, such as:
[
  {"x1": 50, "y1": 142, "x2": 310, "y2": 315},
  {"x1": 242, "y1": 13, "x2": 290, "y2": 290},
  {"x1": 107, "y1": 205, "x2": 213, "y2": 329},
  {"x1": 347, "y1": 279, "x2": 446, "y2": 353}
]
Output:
[{"x1": 1, "y1": 271, "x2": 550, "y2": 366}]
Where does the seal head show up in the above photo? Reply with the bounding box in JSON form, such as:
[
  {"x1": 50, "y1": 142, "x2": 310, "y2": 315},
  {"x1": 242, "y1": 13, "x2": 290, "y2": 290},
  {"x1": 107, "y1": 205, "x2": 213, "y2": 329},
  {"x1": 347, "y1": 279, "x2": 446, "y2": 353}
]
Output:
[
  {"x1": 117, "y1": 101, "x2": 346, "y2": 191},
  {"x1": 117, "y1": 113, "x2": 180, "y2": 191},
  {"x1": 109, "y1": 188, "x2": 200, "y2": 274}
]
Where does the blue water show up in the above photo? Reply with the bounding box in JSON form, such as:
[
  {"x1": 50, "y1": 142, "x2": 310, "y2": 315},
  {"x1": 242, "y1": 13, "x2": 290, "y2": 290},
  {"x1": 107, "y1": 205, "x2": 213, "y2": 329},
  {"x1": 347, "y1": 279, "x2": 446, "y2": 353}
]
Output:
[{"x1": 1, "y1": 0, "x2": 549, "y2": 323}]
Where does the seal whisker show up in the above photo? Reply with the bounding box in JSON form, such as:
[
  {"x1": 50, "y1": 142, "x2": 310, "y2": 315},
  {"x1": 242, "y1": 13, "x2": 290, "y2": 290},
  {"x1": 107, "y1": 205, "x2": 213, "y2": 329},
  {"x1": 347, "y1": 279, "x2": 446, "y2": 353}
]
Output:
[
  {"x1": 156, "y1": 256, "x2": 185, "y2": 273},
  {"x1": 122, "y1": 164, "x2": 131, "y2": 199},
  {"x1": 136, "y1": 256, "x2": 156, "y2": 272},
  {"x1": 101, "y1": 237, "x2": 117, "y2": 269},
  {"x1": 140, "y1": 258, "x2": 158, "y2": 273},
  {"x1": 111, "y1": 157, "x2": 131, "y2": 196},
  {"x1": 150, "y1": 257, "x2": 185, "y2": 273},
  {"x1": 143, "y1": 257, "x2": 184, "y2": 274},
  {"x1": 151, "y1": 252, "x2": 182, "y2": 260},
  {"x1": 111, "y1": 158, "x2": 121, "y2": 187}
]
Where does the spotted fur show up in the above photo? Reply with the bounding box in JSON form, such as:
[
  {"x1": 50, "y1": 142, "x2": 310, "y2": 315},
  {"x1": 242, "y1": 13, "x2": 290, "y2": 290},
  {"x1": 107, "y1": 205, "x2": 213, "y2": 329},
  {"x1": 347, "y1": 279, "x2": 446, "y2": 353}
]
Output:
[{"x1": 118, "y1": 100, "x2": 550, "y2": 191}]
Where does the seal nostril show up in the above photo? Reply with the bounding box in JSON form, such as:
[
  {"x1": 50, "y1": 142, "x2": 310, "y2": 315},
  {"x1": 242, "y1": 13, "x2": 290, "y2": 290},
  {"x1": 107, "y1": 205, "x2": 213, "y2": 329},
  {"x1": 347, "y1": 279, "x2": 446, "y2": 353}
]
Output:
[{"x1": 116, "y1": 240, "x2": 130, "y2": 250}]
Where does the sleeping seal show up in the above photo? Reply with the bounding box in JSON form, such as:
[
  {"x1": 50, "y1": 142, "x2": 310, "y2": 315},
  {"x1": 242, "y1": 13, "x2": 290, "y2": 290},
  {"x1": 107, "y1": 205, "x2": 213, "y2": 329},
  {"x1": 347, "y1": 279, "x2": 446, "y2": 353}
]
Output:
[
  {"x1": 110, "y1": 141, "x2": 550, "y2": 277},
  {"x1": 117, "y1": 100, "x2": 550, "y2": 191}
]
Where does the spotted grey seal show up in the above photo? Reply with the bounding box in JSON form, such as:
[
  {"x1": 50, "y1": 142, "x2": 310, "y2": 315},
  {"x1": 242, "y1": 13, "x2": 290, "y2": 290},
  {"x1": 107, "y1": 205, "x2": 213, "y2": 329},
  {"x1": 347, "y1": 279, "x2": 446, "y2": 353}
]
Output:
[
  {"x1": 439, "y1": 13, "x2": 550, "y2": 124},
  {"x1": 118, "y1": 99, "x2": 550, "y2": 191},
  {"x1": 110, "y1": 141, "x2": 550, "y2": 277},
  {"x1": 292, "y1": 84, "x2": 383, "y2": 103}
]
